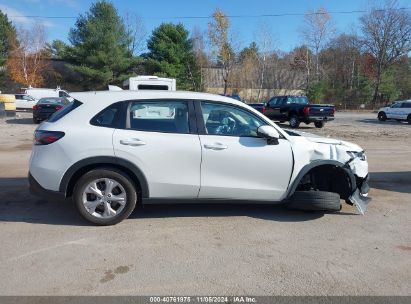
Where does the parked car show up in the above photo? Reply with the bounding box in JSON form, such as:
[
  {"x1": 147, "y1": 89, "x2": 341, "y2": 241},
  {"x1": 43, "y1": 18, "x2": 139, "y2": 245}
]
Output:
[
  {"x1": 248, "y1": 103, "x2": 266, "y2": 114},
  {"x1": 15, "y1": 94, "x2": 38, "y2": 110},
  {"x1": 23, "y1": 87, "x2": 70, "y2": 100},
  {"x1": 377, "y1": 100, "x2": 411, "y2": 124},
  {"x1": 264, "y1": 95, "x2": 335, "y2": 128},
  {"x1": 29, "y1": 91, "x2": 370, "y2": 225},
  {"x1": 33, "y1": 97, "x2": 70, "y2": 123}
]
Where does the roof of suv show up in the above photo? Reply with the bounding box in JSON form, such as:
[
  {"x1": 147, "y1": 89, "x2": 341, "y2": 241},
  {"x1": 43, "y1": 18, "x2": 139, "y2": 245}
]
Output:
[{"x1": 70, "y1": 90, "x2": 243, "y2": 107}]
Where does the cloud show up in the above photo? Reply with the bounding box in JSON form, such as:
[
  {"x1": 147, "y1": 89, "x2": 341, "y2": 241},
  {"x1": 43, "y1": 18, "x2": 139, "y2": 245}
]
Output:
[
  {"x1": 0, "y1": 4, "x2": 55, "y2": 28},
  {"x1": 0, "y1": 4, "x2": 31, "y2": 25},
  {"x1": 24, "y1": 0, "x2": 78, "y2": 8}
]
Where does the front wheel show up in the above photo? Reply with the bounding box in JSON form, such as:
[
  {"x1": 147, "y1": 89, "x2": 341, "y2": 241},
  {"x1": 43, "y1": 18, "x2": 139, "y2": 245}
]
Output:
[
  {"x1": 314, "y1": 121, "x2": 324, "y2": 128},
  {"x1": 73, "y1": 168, "x2": 137, "y2": 225},
  {"x1": 378, "y1": 112, "x2": 387, "y2": 121},
  {"x1": 289, "y1": 115, "x2": 300, "y2": 128}
]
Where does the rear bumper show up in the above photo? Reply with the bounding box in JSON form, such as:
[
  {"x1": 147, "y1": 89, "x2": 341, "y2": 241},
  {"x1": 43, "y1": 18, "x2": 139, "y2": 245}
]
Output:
[
  {"x1": 306, "y1": 116, "x2": 335, "y2": 123},
  {"x1": 33, "y1": 111, "x2": 55, "y2": 121},
  {"x1": 29, "y1": 172, "x2": 65, "y2": 201}
]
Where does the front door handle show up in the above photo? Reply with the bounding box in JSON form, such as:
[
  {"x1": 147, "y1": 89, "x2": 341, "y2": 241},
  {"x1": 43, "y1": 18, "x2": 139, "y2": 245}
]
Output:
[
  {"x1": 204, "y1": 143, "x2": 228, "y2": 150},
  {"x1": 120, "y1": 138, "x2": 146, "y2": 146}
]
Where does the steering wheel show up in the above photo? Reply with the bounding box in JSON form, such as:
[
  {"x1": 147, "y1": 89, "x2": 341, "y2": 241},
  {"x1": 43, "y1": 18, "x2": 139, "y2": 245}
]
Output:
[{"x1": 215, "y1": 115, "x2": 236, "y2": 135}]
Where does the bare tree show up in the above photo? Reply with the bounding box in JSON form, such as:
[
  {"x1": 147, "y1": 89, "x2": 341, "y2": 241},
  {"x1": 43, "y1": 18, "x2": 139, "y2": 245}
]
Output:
[
  {"x1": 256, "y1": 23, "x2": 274, "y2": 102},
  {"x1": 191, "y1": 26, "x2": 209, "y2": 91},
  {"x1": 360, "y1": 0, "x2": 411, "y2": 104},
  {"x1": 208, "y1": 9, "x2": 235, "y2": 94},
  {"x1": 301, "y1": 7, "x2": 335, "y2": 82},
  {"x1": 124, "y1": 12, "x2": 147, "y2": 55},
  {"x1": 7, "y1": 22, "x2": 49, "y2": 87}
]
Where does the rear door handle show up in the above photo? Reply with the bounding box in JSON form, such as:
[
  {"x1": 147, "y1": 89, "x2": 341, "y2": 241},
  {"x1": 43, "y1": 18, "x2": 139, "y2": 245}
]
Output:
[
  {"x1": 120, "y1": 138, "x2": 146, "y2": 146},
  {"x1": 204, "y1": 143, "x2": 228, "y2": 150}
]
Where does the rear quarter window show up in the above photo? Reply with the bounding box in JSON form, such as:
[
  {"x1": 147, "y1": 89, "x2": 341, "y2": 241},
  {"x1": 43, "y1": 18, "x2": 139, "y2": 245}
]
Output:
[{"x1": 90, "y1": 102, "x2": 123, "y2": 128}]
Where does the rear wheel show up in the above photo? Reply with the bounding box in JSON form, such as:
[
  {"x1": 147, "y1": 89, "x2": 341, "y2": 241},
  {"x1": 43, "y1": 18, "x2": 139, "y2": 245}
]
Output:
[
  {"x1": 407, "y1": 114, "x2": 411, "y2": 124},
  {"x1": 314, "y1": 121, "x2": 324, "y2": 128},
  {"x1": 73, "y1": 168, "x2": 137, "y2": 225},
  {"x1": 287, "y1": 191, "x2": 341, "y2": 211},
  {"x1": 378, "y1": 112, "x2": 387, "y2": 121},
  {"x1": 289, "y1": 115, "x2": 300, "y2": 128}
]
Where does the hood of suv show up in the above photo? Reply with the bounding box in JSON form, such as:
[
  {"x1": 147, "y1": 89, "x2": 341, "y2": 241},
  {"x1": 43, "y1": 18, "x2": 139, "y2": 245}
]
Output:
[
  {"x1": 285, "y1": 129, "x2": 362, "y2": 152},
  {"x1": 286, "y1": 129, "x2": 368, "y2": 179}
]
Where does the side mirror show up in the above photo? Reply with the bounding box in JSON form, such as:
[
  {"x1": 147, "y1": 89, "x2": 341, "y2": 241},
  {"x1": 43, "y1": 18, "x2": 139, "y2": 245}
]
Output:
[{"x1": 257, "y1": 125, "x2": 280, "y2": 145}]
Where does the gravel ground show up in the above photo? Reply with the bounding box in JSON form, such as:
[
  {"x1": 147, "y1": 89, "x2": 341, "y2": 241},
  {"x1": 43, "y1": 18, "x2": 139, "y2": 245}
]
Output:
[{"x1": 0, "y1": 111, "x2": 410, "y2": 296}]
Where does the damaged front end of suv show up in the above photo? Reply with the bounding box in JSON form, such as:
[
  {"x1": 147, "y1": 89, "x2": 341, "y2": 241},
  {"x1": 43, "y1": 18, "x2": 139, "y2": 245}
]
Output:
[{"x1": 285, "y1": 130, "x2": 371, "y2": 214}]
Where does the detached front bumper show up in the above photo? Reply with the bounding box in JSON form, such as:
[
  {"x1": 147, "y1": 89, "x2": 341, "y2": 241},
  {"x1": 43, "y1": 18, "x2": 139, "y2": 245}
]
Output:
[{"x1": 348, "y1": 174, "x2": 371, "y2": 215}]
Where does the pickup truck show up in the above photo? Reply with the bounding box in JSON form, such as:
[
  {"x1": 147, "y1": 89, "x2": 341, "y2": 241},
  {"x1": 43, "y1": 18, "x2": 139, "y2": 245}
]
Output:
[
  {"x1": 247, "y1": 103, "x2": 266, "y2": 114},
  {"x1": 263, "y1": 95, "x2": 335, "y2": 128}
]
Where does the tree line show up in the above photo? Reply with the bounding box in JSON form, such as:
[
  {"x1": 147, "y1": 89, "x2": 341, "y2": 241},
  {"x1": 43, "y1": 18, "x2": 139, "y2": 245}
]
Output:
[{"x1": 0, "y1": 0, "x2": 410, "y2": 108}]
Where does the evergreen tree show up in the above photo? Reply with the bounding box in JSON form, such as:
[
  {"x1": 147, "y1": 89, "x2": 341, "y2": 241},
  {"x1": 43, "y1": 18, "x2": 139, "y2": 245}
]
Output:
[
  {"x1": 0, "y1": 10, "x2": 15, "y2": 66},
  {"x1": 67, "y1": 1, "x2": 138, "y2": 90},
  {"x1": 147, "y1": 23, "x2": 200, "y2": 90}
]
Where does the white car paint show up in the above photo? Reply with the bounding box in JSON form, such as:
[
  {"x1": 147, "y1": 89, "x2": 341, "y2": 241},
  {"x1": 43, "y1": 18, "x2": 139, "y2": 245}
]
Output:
[
  {"x1": 14, "y1": 94, "x2": 37, "y2": 110},
  {"x1": 378, "y1": 101, "x2": 411, "y2": 121},
  {"x1": 29, "y1": 90, "x2": 369, "y2": 215}
]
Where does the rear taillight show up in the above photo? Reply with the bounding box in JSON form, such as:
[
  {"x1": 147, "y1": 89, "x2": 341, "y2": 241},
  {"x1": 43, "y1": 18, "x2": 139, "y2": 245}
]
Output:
[
  {"x1": 33, "y1": 105, "x2": 39, "y2": 110},
  {"x1": 303, "y1": 106, "x2": 310, "y2": 115},
  {"x1": 55, "y1": 105, "x2": 64, "y2": 111},
  {"x1": 262, "y1": 106, "x2": 266, "y2": 114},
  {"x1": 331, "y1": 107, "x2": 336, "y2": 115},
  {"x1": 34, "y1": 131, "x2": 65, "y2": 145}
]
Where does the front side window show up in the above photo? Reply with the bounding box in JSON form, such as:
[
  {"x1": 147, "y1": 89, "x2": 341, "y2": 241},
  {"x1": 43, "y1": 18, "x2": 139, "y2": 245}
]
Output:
[
  {"x1": 128, "y1": 100, "x2": 189, "y2": 134},
  {"x1": 201, "y1": 102, "x2": 266, "y2": 137},
  {"x1": 391, "y1": 103, "x2": 402, "y2": 108}
]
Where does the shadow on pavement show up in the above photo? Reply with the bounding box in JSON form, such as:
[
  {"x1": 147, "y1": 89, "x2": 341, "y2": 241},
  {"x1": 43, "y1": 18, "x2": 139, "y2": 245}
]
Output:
[
  {"x1": 358, "y1": 119, "x2": 410, "y2": 126},
  {"x1": 0, "y1": 177, "x2": 345, "y2": 226},
  {"x1": 5, "y1": 117, "x2": 35, "y2": 125},
  {"x1": 371, "y1": 171, "x2": 411, "y2": 194}
]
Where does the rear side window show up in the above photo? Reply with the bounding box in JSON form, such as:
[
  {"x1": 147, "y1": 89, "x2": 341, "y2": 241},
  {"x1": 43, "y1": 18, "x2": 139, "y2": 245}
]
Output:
[
  {"x1": 90, "y1": 102, "x2": 123, "y2": 128},
  {"x1": 402, "y1": 103, "x2": 411, "y2": 108},
  {"x1": 48, "y1": 100, "x2": 82, "y2": 122},
  {"x1": 127, "y1": 100, "x2": 189, "y2": 134}
]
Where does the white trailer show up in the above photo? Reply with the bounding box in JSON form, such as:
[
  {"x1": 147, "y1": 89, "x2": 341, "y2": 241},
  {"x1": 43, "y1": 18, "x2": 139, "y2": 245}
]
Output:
[{"x1": 123, "y1": 76, "x2": 176, "y2": 91}]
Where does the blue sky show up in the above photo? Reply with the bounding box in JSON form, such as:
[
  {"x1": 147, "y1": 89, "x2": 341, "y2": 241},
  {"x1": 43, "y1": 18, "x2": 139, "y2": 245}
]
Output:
[{"x1": 0, "y1": 0, "x2": 410, "y2": 52}]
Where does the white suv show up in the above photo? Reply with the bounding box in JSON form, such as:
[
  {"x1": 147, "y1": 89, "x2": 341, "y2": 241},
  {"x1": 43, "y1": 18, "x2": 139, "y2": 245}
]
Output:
[
  {"x1": 378, "y1": 100, "x2": 411, "y2": 123},
  {"x1": 29, "y1": 91, "x2": 370, "y2": 225}
]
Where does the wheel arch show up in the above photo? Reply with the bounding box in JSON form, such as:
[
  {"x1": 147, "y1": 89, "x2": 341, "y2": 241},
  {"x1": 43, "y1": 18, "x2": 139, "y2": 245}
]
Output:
[
  {"x1": 60, "y1": 156, "x2": 149, "y2": 199},
  {"x1": 285, "y1": 160, "x2": 356, "y2": 199}
]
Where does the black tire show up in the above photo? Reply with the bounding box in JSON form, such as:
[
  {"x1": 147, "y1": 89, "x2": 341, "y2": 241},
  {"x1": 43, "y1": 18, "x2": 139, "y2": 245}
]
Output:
[
  {"x1": 289, "y1": 115, "x2": 300, "y2": 128},
  {"x1": 73, "y1": 168, "x2": 137, "y2": 225},
  {"x1": 407, "y1": 114, "x2": 411, "y2": 125},
  {"x1": 314, "y1": 121, "x2": 324, "y2": 128},
  {"x1": 286, "y1": 191, "x2": 341, "y2": 212},
  {"x1": 378, "y1": 112, "x2": 387, "y2": 121}
]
